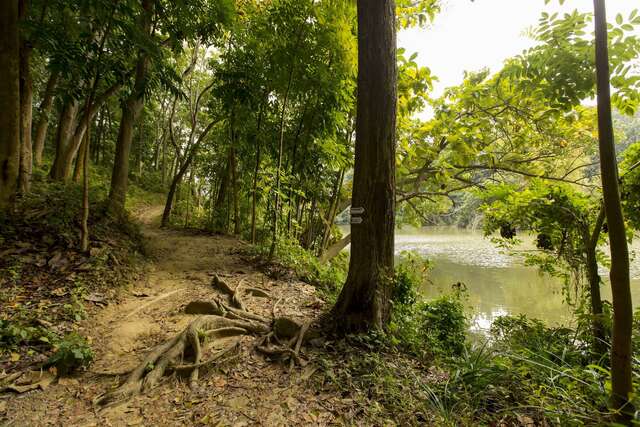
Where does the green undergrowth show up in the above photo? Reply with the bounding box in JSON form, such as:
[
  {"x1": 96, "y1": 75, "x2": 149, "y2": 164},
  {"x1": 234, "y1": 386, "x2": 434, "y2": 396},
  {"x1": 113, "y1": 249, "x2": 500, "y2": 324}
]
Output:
[
  {"x1": 0, "y1": 165, "x2": 159, "y2": 375},
  {"x1": 242, "y1": 237, "x2": 640, "y2": 424},
  {"x1": 250, "y1": 236, "x2": 349, "y2": 303},
  {"x1": 307, "y1": 250, "x2": 640, "y2": 425}
]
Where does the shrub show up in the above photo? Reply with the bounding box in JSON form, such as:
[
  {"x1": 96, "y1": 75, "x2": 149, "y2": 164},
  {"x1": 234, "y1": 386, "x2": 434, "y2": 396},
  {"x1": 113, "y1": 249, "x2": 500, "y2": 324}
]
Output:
[
  {"x1": 389, "y1": 295, "x2": 467, "y2": 359},
  {"x1": 393, "y1": 250, "x2": 431, "y2": 306},
  {"x1": 253, "y1": 236, "x2": 348, "y2": 302},
  {"x1": 46, "y1": 333, "x2": 94, "y2": 376}
]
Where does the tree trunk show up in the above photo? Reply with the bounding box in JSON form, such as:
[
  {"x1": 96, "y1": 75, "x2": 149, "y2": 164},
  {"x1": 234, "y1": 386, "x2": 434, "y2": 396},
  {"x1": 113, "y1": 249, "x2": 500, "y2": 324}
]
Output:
[
  {"x1": 33, "y1": 71, "x2": 59, "y2": 166},
  {"x1": 231, "y1": 146, "x2": 240, "y2": 235},
  {"x1": 251, "y1": 101, "x2": 265, "y2": 244},
  {"x1": 161, "y1": 119, "x2": 217, "y2": 228},
  {"x1": 319, "y1": 233, "x2": 351, "y2": 264},
  {"x1": 0, "y1": 0, "x2": 21, "y2": 212},
  {"x1": 331, "y1": 0, "x2": 397, "y2": 332},
  {"x1": 320, "y1": 169, "x2": 346, "y2": 255},
  {"x1": 18, "y1": 0, "x2": 33, "y2": 193},
  {"x1": 585, "y1": 206, "x2": 607, "y2": 357},
  {"x1": 80, "y1": 122, "x2": 90, "y2": 252},
  {"x1": 49, "y1": 99, "x2": 79, "y2": 180},
  {"x1": 593, "y1": 0, "x2": 633, "y2": 417},
  {"x1": 54, "y1": 83, "x2": 121, "y2": 182},
  {"x1": 107, "y1": 0, "x2": 152, "y2": 212},
  {"x1": 269, "y1": 78, "x2": 294, "y2": 258},
  {"x1": 73, "y1": 134, "x2": 88, "y2": 182}
]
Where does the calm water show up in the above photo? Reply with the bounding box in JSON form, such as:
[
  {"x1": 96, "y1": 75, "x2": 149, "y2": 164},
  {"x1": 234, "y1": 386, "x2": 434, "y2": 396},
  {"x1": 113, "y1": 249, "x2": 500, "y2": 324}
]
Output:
[
  {"x1": 339, "y1": 226, "x2": 640, "y2": 332},
  {"x1": 394, "y1": 227, "x2": 640, "y2": 332}
]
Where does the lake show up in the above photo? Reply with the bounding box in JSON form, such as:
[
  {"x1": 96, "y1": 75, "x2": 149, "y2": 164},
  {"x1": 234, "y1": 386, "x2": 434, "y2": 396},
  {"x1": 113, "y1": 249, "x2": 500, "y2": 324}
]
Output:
[{"x1": 340, "y1": 226, "x2": 640, "y2": 332}]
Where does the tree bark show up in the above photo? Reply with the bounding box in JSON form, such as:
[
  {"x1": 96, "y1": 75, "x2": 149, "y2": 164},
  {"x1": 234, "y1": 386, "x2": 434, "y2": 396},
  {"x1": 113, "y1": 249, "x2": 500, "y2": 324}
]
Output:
[
  {"x1": 320, "y1": 168, "x2": 346, "y2": 255},
  {"x1": 18, "y1": 0, "x2": 33, "y2": 193},
  {"x1": 251, "y1": 103, "x2": 264, "y2": 244},
  {"x1": 33, "y1": 71, "x2": 59, "y2": 166},
  {"x1": 593, "y1": 0, "x2": 633, "y2": 417},
  {"x1": 331, "y1": 0, "x2": 397, "y2": 332},
  {"x1": 584, "y1": 206, "x2": 607, "y2": 357},
  {"x1": 107, "y1": 0, "x2": 152, "y2": 212},
  {"x1": 0, "y1": 0, "x2": 21, "y2": 211},
  {"x1": 269, "y1": 75, "x2": 294, "y2": 258},
  {"x1": 49, "y1": 99, "x2": 79, "y2": 180},
  {"x1": 80, "y1": 122, "x2": 90, "y2": 252},
  {"x1": 231, "y1": 146, "x2": 240, "y2": 235},
  {"x1": 53, "y1": 83, "x2": 121, "y2": 182},
  {"x1": 319, "y1": 233, "x2": 351, "y2": 264}
]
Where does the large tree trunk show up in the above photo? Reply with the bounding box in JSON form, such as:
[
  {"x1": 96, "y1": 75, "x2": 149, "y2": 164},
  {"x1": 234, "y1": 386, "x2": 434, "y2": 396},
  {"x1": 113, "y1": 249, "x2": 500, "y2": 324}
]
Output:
[
  {"x1": 593, "y1": 0, "x2": 633, "y2": 417},
  {"x1": 107, "y1": 0, "x2": 152, "y2": 212},
  {"x1": 33, "y1": 71, "x2": 59, "y2": 166},
  {"x1": 18, "y1": 0, "x2": 33, "y2": 193},
  {"x1": 331, "y1": 0, "x2": 397, "y2": 332},
  {"x1": 0, "y1": 0, "x2": 21, "y2": 211}
]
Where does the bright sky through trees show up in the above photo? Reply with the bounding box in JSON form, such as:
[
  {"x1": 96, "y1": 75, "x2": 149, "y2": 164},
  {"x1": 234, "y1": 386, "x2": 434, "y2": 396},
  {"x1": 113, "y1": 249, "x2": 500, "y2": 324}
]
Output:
[{"x1": 399, "y1": 0, "x2": 640, "y2": 100}]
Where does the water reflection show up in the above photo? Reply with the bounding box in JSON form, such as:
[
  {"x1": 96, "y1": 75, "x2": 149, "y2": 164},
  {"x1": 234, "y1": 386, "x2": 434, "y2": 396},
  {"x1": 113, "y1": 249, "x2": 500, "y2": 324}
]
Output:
[{"x1": 393, "y1": 226, "x2": 640, "y2": 332}]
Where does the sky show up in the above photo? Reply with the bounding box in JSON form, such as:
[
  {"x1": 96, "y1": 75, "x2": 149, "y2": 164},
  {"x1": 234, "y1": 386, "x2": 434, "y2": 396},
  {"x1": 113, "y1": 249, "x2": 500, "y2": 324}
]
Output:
[{"x1": 398, "y1": 0, "x2": 640, "y2": 100}]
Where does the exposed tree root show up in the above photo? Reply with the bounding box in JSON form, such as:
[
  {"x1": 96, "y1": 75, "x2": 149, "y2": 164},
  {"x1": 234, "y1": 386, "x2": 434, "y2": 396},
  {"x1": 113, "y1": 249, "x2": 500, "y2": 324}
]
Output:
[{"x1": 95, "y1": 274, "x2": 312, "y2": 408}]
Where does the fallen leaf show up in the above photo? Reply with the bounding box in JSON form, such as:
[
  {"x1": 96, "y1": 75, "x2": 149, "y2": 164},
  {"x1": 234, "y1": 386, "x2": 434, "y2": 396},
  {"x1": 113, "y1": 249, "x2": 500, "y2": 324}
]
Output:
[
  {"x1": 213, "y1": 376, "x2": 227, "y2": 388},
  {"x1": 300, "y1": 364, "x2": 318, "y2": 381},
  {"x1": 227, "y1": 395, "x2": 249, "y2": 410},
  {"x1": 10, "y1": 353, "x2": 20, "y2": 362},
  {"x1": 1, "y1": 370, "x2": 56, "y2": 393},
  {"x1": 58, "y1": 377, "x2": 80, "y2": 388},
  {"x1": 285, "y1": 396, "x2": 299, "y2": 410},
  {"x1": 84, "y1": 293, "x2": 107, "y2": 306}
]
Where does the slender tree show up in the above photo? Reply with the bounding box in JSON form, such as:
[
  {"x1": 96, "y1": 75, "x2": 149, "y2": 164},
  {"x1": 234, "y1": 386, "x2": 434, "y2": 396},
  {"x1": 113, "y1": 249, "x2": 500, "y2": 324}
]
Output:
[
  {"x1": 18, "y1": 0, "x2": 33, "y2": 193},
  {"x1": 32, "y1": 71, "x2": 59, "y2": 167},
  {"x1": 107, "y1": 0, "x2": 152, "y2": 212},
  {"x1": 0, "y1": 0, "x2": 21, "y2": 212},
  {"x1": 331, "y1": 0, "x2": 397, "y2": 331},
  {"x1": 593, "y1": 0, "x2": 633, "y2": 418}
]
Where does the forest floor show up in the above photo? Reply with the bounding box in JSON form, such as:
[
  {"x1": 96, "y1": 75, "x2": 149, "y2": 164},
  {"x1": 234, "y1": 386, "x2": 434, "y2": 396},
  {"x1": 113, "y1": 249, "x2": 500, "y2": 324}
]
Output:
[{"x1": 2, "y1": 205, "x2": 382, "y2": 427}]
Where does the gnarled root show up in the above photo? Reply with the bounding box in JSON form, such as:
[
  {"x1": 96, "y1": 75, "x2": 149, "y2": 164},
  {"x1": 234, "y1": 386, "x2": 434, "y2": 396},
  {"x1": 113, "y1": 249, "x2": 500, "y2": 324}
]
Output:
[
  {"x1": 94, "y1": 315, "x2": 267, "y2": 407},
  {"x1": 256, "y1": 319, "x2": 313, "y2": 370},
  {"x1": 95, "y1": 274, "x2": 316, "y2": 408}
]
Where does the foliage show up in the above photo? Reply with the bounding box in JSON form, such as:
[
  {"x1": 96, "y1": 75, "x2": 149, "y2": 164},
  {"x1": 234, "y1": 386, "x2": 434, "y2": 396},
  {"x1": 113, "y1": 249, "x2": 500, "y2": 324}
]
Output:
[
  {"x1": 252, "y1": 236, "x2": 347, "y2": 302},
  {"x1": 45, "y1": 333, "x2": 94, "y2": 376},
  {"x1": 393, "y1": 250, "x2": 431, "y2": 305},
  {"x1": 621, "y1": 141, "x2": 640, "y2": 230},
  {"x1": 389, "y1": 294, "x2": 467, "y2": 359},
  {"x1": 481, "y1": 181, "x2": 604, "y2": 305},
  {"x1": 505, "y1": 7, "x2": 640, "y2": 114},
  {"x1": 0, "y1": 320, "x2": 55, "y2": 351}
]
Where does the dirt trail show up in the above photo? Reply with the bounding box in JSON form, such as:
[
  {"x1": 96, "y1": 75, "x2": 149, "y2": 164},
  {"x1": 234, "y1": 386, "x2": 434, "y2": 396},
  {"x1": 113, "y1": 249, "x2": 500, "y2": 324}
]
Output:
[{"x1": 4, "y1": 206, "x2": 348, "y2": 426}]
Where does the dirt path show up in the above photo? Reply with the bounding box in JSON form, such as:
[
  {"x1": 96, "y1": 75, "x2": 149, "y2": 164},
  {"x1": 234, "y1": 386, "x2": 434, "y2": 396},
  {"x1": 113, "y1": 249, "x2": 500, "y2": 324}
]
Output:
[{"x1": 4, "y1": 206, "x2": 351, "y2": 426}]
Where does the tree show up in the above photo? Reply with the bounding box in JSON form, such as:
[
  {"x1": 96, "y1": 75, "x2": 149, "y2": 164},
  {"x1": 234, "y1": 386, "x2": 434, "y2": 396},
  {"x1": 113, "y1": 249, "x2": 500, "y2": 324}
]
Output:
[
  {"x1": 0, "y1": 0, "x2": 21, "y2": 212},
  {"x1": 107, "y1": 0, "x2": 153, "y2": 212},
  {"x1": 482, "y1": 182, "x2": 608, "y2": 356},
  {"x1": 593, "y1": 0, "x2": 633, "y2": 417},
  {"x1": 331, "y1": 0, "x2": 397, "y2": 331}
]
